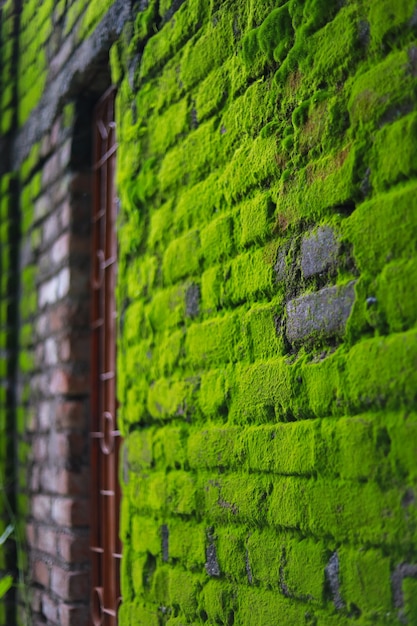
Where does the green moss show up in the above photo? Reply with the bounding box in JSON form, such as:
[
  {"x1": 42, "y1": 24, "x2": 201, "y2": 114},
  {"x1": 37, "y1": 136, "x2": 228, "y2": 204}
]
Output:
[
  {"x1": 284, "y1": 537, "x2": 327, "y2": 601},
  {"x1": 148, "y1": 199, "x2": 174, "y2": 253},
  {"x1": 274, "y1": 144, "x2": 356, "y2": 226},
  {"x1": 375, "y1": 258, "x2": 417, "y2": 333},
  {"x1": 147, "y1": 284, "x2": 186, "y2": 332},
  {"x1": 230, "y1": 359, "x2": 293, "y2": 423},
  {"x1": 163, "y1": 229, "x2": 201, "y2": 284},
  {"x1": 226, "y1": 246, "x2": 276, "y2": 305},
  {"x1": 128, "y1": 601, "x2": 160, "y2": 626},
  {"x1": 242, "y1": 301, "x2": 285, "y2": 361},
  {"x1": 200, "y1": 213, "x2": 234, "y2": 265},
  {"x1": 202, "y1": 580, "x2": 237, "y2": 624},
  {"x1": 346, "y1": 329, "x2": 417, "y2": 412},
  {"x1": 238, "y1": 586, "x2": 309, "y2": 624},
  {"x1": 188, "y1": 425, "x2": 242, "y2": 470},
  {"x1": 197, "y1": 366, "x2": 232, "y2": 418},
  {"x1": 174, "y1": 172, "x2": 222, "y2": 232},
  {"x1": 185, "y1": 313, "x2": 239, "y2": 367},
  {"x1": 139, "y1": 0, "x2": 208, "y2": 80},
  {"x1": 345, "y1": 181, "x2": 417, "y2": 274},
  {"x1": 169, "y1": 521, "x2": 205, "y2": 569},
  {"x1": 153, "y1": 426, "x2": 189, "y2": 470},
  {"x1": 131, "y1": 515, "x2": 162, "y2": 555},
  {"x1": 194, "y1": 66, "x2": 229, "y2": 122},
  {"x1": 368, "y1": 0, "x2": 416, "y2": 50},
  {"x1": 169, "y1": 569, "x2": 201, "y2": 618},
  {"x1": 370, "y1": 112, "x2": 417, "y2": 192},
  {"x1": 348, "y1": 49, "x2": 416, "y2": 128},
  {"x1": 301, "y1": 3, "x2": 360, "y2": 83},
  {"x1": 238, "y1": 193, "x2": 273, "y2": 247},
  {"x1": 180, "y1": 6, "x2": 235, "y2": 90},
  {"x1": 219, "y1": 134, "x2": 278, "y2": 204},
  {"x1": 133, "y1": 0, "x2": 158, "y2": 42},
  {"x1": 201, "y1": 265, "x2": 225, "y2": 312},
  {"x1": 152, "y1": 328, "x2": 184, "y2": 378},
  {"x1": 110, "y1": 0, "x2": 417, "y2": 621},
  {"x1": 339, "y1": 547, "x2": 392, "y2": 615},
  {"x1": 79, "y1": 0, "x2": 116, "y2": 40},
  {"x1": 402, "y1": 578, "x2": 417, "y2": 623},
  {"x1": 146, "y1": 97, "x2": 190, "y2": 157},
  {"x1": 147, "y1": 376, "x2": 198, "y2": 420},
  {"x1": 246, "y1": 422, "x2": 316, "y2": 475}
]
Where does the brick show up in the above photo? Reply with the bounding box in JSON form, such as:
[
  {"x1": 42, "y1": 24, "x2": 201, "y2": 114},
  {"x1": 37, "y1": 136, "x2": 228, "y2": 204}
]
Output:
[
  {"x1": 50, "y1": 232, "x2": 70, "y2": 266},
  {"x1": 34, "y1": 192, "x2": 53, "y2": 221},
  {"x1": 39, "y1": 268, "x2": 70, "y2": 307},
  {"x1": 38, "y1": 400, "x2": 55, "y2": 430},
  {"x1": 50, "y1": 566, "x2": 89, "y2": 601},
  {"x1": 58, "y1": 603, "x2": 90, "y2": 626},
  {"x1": 185, "y1": 313, "x2": 239, "y2": 367},
  {"x1": 32, "y1": 494, "x2": 52, "y2": 520},
  {"x1": 300, "y1": 226, "x2": 340, "y2": 278},
  {"x1": 163, "y1": 229, "x2": 201, "y2": 284},
  {"x1": 339, "y1": 547, "x2": 392, "y2": 614},
  {"x1": 42, "y1": 153, "x2": 61, "y2": 188},
  {"x1": 32, "y1": 436, "x2": 49, "y2": 463},
  {"x1": 286, "y1": 281, "x2": 356, "y2": 344},
  {"x1": 41, "y1": 466, "x2": 89, "y2": 496},
  {"x1": 58, "y1": 531, "x2": 90, "y2": 563},
  {"x1": 49, "y1": 369, "x2": 89, "y2": 396},
  {"x1": 44, "y1": 336, "x2": 59, "y2": 365},
  {"x1": 37, "y1": 527, "x2": 57, "y2": 556},
  {"x1": 55, "y1": 401, "x2": 87, "y2": 430},
  {"x1": 42, "y1": 593, "x2": 59, "y2": 623},
  {"x1": 33, "y1": 560, "x2": 50, "y2": 588},
  {"x1": 51, "y1": 497, "x2": 90, "y2": 527},
  {"x1": 48, "y1": 431, "x2": 86, "y2": 460}
]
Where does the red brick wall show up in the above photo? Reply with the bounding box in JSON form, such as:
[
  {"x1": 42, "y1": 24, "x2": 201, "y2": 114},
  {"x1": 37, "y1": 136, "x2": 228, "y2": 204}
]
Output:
[{"x1": 17, "y1": 111, "x2": 92, "y2": 626}]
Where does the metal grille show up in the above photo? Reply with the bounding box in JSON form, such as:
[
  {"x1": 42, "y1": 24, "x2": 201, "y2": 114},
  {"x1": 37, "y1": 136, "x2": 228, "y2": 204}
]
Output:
[{"x1": 90, "y1": 86, "x2": 121, "y2": 626}]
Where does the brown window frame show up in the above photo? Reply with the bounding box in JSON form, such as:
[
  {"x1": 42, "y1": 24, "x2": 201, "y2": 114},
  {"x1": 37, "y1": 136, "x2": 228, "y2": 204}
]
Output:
[{"x1": 90, "y1": 85, "x2": 121, "y2": 626}]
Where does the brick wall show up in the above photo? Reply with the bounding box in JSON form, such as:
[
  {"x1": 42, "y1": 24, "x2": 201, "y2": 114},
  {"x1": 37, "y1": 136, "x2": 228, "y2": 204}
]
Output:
[
  {"x1": 0, "y1": 172, "x2": 19, "y2": 625},
  {"x1": 113, "y1": 1, "x2": 417, "y2": 624},
  {"x1": 0, "y1": 0, "x2": 416, "y2": 625},
  {"x1": 17, "y1": 110, "x2": 93, "y2": 625},
  {"x1": 0, "y1": 1, "x2": 128, "y2": 623}
]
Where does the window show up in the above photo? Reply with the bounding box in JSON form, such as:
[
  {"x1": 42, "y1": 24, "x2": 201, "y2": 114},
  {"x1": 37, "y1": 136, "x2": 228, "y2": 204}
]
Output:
[{"x1": 90, "y1": 86, "x2": 121, "y2": 626}]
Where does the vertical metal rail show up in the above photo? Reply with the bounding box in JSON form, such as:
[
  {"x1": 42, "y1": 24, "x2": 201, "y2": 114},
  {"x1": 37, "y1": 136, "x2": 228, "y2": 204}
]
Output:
[{"x1": 91, "y1": 86, "x2": 121, "y2": 626}]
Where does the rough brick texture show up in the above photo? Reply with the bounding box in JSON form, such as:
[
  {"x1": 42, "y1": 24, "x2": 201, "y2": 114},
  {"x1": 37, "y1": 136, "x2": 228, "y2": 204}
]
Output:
[
  {"x1": 113, "y1": 1, "x2": 417, "y2": 625},
  {"x1": 0, "y1": 0, "x2": 416, "y2": 625}
]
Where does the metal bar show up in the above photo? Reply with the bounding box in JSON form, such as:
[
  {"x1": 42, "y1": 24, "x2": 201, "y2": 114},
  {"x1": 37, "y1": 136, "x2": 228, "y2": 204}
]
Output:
[
  {"x1": 91, "y1": 86, "x2": 120, "y2": 626},
  {"x1": 93, "y1": 143, "x2": 118, "y2": 171}
]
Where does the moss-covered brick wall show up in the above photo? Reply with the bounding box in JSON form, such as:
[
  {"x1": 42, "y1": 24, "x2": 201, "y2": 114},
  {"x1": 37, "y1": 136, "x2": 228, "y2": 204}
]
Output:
[
  {"x1": 1, "y1": 0, "x2": 417, "y2": 624},
  {"x1": 17, "y1": 0, "x2": 119, "y2": 127},
  {"x1": 114, "y1": 0, "x2": 417, "y2": 624}
]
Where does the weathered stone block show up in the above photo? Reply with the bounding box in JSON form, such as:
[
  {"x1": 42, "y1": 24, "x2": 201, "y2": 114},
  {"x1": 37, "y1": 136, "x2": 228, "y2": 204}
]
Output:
[
  {"x1": 300, "y1": 226, "x2": 340, "y2": 279},
  {"x1": 286, "y1": 281, "x2": 356, "y2": 344}
]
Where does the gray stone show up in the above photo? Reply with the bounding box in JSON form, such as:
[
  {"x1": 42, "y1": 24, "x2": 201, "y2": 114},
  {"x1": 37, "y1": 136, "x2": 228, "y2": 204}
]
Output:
[
  {"x1": 205, "y1": 529, "x2": 220, "y2": 577},
  {"x1": 186, "y1": 283, "x2": 200, "y2": 317},
  {"x1": 274, "y1": 244, "x2": 289, "y2": 282},
  {"x1": 286, "y1": 281, "x2": 356, "y2": 344},
  {"x1": 391, "y1": 563, "x2": 417, "y2": 608},
  {"x1": 300, "y1": 226, "x2": 340, "y2": 279},
  {"x1": 325, "y1": 552, "x2": 344, "y2": 610}
]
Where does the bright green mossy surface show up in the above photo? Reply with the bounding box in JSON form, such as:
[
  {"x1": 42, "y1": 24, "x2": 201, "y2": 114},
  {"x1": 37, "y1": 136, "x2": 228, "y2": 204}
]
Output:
[{"x1": 116, "y1": 1, "x2": 417, "y2": 616}]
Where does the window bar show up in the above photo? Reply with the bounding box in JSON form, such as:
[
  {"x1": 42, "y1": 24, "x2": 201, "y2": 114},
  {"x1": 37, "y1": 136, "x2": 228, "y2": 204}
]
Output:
[{"x1": 91, "y1": 85, "x2": 120, "y2": 626}]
